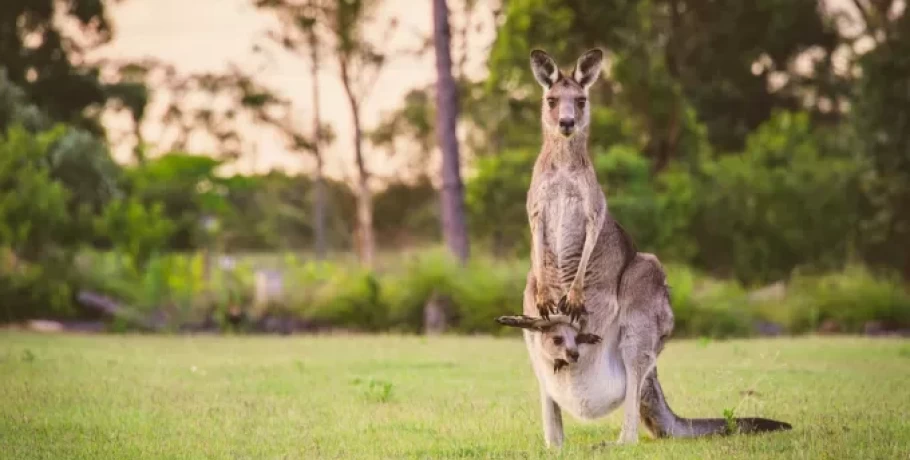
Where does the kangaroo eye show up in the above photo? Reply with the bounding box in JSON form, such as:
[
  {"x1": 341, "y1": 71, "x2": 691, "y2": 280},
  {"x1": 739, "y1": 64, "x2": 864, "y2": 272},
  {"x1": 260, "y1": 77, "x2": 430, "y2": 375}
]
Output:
[
  {"x1": 546, "y1": 97, "x2": 557, "y2": 108},
  {"x1": 552, "y1": 337, "x2": 564, "y2": 346},
  {"x1": 576, "y1": 97, "x2": 587, "y2": 108}
]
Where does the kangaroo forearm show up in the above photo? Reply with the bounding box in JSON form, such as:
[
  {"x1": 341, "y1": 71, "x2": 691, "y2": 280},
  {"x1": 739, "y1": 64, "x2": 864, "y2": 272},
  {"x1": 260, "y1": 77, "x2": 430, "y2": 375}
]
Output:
[
  {"x1": 531, "y1": 215, "x2": 546, "y2": 286},
  {"x1": 571, "y1": 211, "x2": 604, "y2": 288}
]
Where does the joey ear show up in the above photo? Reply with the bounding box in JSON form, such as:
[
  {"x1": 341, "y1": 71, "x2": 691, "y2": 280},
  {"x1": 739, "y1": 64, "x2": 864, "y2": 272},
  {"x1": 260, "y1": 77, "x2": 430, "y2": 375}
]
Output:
[
  {"x1": 576, "y1": 333, "x2": 603, "y2": 345},
  {"x1": 496, "y1": 315, "x2": 540, "y2": 330},
  {"x1": 573, "y1": 48, "x2": 605, "y2": 89},
  {"x1": 530, "y1": 49, "x2": 561, "y2": 89},
  {"x1": 496, "y1": 315, "x2": 550, "y2": 331}
]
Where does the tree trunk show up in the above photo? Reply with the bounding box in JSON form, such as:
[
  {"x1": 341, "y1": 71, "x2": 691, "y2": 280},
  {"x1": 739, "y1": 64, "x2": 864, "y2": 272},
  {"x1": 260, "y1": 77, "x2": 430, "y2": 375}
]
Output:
[
  {"x1": 432, "y1": 0, "x2": 470, "y2": 263},
  {"x1": 309, "y1": 30, "x2": 328, "y2": 260},
  {"x1": 133, "y1": 122, "x2": 146, "y2": 164},
  {"x1": 340, "y1": 58, "x2": 375, "y2": 268}
]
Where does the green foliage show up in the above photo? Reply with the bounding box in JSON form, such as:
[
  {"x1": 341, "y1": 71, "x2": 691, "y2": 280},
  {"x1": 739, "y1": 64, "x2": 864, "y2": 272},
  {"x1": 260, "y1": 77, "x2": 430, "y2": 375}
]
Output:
[
  {"x1": 0, "y1": 125, "x2": 70, "y2": 258},
  {"x1": 593, "y1": 145, "x2": 697, "y2": 261},
  {"x1": 0, "y1": 78, "x2": 125, "y2": 318},
  {"x1": 0, "y1": 2, "x2": 148, "y2": 136},
  {"x1": 0, "y1": 248, "x2": 76, "y2": 321},
  {"x1": 379, "y1": 249, "x2": 526, "y2": 334},
  {"x1": 851, "y1": 13, "x2": 910, "y2": 279},
  {"x1": 306, "y1": 268, "x2": 388, "y2": 331},
  {"x1": 126, "y1": 153, "x2": 230, "y2": 250},
  {"x1": 723, "y1": 408, "x2": 738, "y2": 435},
  {"x1": 664, "y1": 264, "x2": 753, "y2": 339},
  {"x1": 373, "y1": 177, "x2": 440, "y2": 247},
  {"x1": 760, "y1": 266, "x2": 910, "y2": 334},
  {"x1": 96, "y1": 197, "x2": 174, "y2": 269},
  {"x1": 353, "y1": 377, "x2": 394, "y2": 403},
  {"x1": 661, "y1": 0, "x2": 841, "y2": 151},
  {"x1": 465, "y1": 148, "x2": 534, "y2": 256},
  {"x1": 692, "y1": 111, "x2": 862, "y2": 284},
  {"x1": 381, "y1": 250, "x2": 460, "y2": 332},
  {"x1": 67, "y1": 248, "x2": 910, "y2": 338}
]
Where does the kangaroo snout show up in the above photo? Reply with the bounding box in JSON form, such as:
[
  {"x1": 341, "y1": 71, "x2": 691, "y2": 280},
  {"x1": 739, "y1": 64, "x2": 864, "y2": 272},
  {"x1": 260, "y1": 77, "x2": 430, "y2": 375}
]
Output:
[{"x1": 558, "y1": 118, "x2": 575, "y2": 135}]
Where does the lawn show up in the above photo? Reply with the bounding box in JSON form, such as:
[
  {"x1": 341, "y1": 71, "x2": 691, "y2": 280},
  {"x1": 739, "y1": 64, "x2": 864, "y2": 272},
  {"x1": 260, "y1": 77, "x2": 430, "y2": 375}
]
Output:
[{"x1": 1, "y1": 333, "x2": 909, "y2": 459}]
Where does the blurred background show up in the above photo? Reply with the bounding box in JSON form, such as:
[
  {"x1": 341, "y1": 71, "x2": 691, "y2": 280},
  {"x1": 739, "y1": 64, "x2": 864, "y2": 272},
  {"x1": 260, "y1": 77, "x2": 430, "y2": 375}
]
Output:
[{"x1": 2, "y1": 0, "x2": 909, "y2": 339}]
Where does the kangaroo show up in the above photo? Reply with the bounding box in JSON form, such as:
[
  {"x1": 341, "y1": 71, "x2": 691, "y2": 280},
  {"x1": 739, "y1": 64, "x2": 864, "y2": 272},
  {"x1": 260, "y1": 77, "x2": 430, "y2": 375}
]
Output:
[{"x1": 495, "y1": 49, "x2": 792, "y2": 448}]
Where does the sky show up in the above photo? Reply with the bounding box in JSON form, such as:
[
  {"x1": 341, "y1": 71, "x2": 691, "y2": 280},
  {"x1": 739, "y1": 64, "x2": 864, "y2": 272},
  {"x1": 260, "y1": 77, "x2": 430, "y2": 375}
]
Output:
[{"x1": 91, "y1": 0, "x2": 497, "y2": 180}]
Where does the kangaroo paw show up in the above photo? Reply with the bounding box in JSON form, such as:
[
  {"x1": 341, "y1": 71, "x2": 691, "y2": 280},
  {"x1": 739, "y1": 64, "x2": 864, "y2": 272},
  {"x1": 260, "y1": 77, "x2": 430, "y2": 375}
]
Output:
[
  {"x1": 558, "y1": 290, "x2": 587, "y2": 322},
  {"x1": 536, "y1": 294, "x2": 556, "y2": 320}
]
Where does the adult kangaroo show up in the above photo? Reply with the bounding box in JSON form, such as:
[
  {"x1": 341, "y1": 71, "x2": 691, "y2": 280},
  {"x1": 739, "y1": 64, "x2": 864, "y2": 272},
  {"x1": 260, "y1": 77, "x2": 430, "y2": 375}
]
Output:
[{"x1": 496, "y1": 48, "x2": 791, "y2": 448}]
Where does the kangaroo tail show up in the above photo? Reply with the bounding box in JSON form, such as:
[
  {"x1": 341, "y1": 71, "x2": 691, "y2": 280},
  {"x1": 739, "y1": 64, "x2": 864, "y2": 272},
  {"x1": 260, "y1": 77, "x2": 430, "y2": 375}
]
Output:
[{"x1": 640, "y1": 370, "x2": 792, "y2": 438}]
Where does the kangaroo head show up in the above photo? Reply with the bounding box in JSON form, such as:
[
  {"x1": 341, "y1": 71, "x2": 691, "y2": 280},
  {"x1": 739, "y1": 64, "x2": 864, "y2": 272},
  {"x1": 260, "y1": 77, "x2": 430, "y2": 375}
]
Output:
[
  {"x1": 496, "y1": 315, "x2": 602, "y2": 371},
  {"x1": 529, "y1": 48, "x2": 604, "y2": 138}
]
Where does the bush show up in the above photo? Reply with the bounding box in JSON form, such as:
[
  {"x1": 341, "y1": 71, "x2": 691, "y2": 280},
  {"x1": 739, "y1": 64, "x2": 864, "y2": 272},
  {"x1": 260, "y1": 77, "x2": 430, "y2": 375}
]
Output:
[
  {"x1": 305, "y1": 267, "x2": 388, "y2": 332},
  {"x1": 757, "y1": 266, "x2": 910, "y2": 334},
  {"x1": 466, "y1": 149, "x2": 535, "y2": 256},
  {"x1": 378, "y1": 249, "x2": 526, "y2": 334},
  {"x1": 0, "y1": 249, "x2": 76, "y2": 322},
  {"x1": 59, "y1": 249, "x2": 910, "y2": 339},
  {"x1": 593, "y1": 145, "x2": 698, "y2": 262},
  {"x1": 78, "y1": 250, "x2": 255, "y2": 329},
  {"x1": 664, "y1": 264, "x2": 754, "y2": 339},
  {"x1": 691, "y1": 111, "x2": 862, "y2": 284}
]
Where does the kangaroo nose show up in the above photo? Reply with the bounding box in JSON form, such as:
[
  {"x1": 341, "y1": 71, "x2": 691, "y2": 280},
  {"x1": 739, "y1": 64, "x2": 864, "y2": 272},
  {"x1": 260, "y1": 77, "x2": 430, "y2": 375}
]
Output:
[
  {"x1": 559, "y1": 118, "x2": 575, "y2": 130},
  {"x1": 567, "y1": 349, "x2": 579, "y2": 362}
]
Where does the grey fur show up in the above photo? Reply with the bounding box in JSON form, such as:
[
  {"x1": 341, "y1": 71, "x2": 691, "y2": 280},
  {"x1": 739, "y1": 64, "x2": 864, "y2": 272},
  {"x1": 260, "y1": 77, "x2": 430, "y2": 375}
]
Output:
[{"x1": 498, "y1": 49, "x2": 792, "y2": 449}]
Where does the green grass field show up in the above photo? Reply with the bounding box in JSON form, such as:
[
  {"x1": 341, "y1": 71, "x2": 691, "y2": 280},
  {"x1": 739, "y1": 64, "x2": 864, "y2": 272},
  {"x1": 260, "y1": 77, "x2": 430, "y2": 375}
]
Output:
[{"x1": 2, "y1": 333, "x2": 909, "y2": 459}]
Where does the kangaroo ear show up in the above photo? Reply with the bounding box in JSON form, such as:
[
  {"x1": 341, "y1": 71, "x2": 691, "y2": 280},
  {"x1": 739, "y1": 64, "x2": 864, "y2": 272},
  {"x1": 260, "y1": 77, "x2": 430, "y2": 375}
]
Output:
[
  {"x1": 573, "y1": 48, "x2": 604, "y2": 89},
  {"x1": 530, "y1": 49, "x2": 560, "y2": 89}
]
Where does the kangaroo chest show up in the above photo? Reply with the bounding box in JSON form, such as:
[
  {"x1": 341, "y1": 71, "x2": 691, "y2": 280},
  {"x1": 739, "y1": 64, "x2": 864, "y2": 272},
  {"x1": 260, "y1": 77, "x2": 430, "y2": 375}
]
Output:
[{"x1": 532, "y1": 169, "x2": 591, "y2": 285}]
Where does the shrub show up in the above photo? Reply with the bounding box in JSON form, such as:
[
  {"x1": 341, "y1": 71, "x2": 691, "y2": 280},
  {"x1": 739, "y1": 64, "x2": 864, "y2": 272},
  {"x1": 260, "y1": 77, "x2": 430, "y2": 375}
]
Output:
[
  {"x1": 306, "y1": 268, "x2": 388, "y2": 331},
  {"x1": 379, "y1": 249, "x2": 527, "y2": 334},
  {"x1": 664, "y1": 264, "x2": 754, "y2": 339},
  {"x1": 691, "y1": 111, "x2": 862, "y2": 284},
  {"x1": 772, "y1": 266, "x2": 910, "y2": 333},
  {"x1": 0, "y1": 249, "x2": 75, "y2": 321},
  {"x1": 59, "y1": 249, "x2": 910, "y2": 338}
]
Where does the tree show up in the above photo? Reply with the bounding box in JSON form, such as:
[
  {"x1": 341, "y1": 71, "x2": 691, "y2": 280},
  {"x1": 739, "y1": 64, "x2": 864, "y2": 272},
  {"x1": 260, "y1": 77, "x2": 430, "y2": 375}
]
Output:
[
  {"x1": 0, "y1": 68, "x2": 123, "y2": 247},
  {"x1": 330, "y1": 0, "x2": 396, "y2": 268},
  {"x1": 433, "y1": 0, "x2": 469, "y2": 263},
  {"x1": 255, "y1": 0, "x2": 395, "y2": 267},
  {"x1": 0, "y1": 0, "x2": 112, "y2": 134},
  {"x1": 253, "y1": 0, "x2": 336, "y2": 259},
  {"x1": 306, "y1": 15, "x2": 331, "y2": 260},
  {"x1": 851, "y1": 6, "x2": 910, "y2": 280}
]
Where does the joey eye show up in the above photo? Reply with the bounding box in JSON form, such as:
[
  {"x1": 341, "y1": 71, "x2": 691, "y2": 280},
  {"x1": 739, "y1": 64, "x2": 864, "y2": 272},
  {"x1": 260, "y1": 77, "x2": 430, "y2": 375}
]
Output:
[
  {"x1": 576, "y1": 97, "x2": 587, "y2": 108},
  {"x1": 546, "y1": 97, "x2": 557, "y2": 108},
  {"x1": 552, "y1": 336, "x2": 564, "y2": 346}
]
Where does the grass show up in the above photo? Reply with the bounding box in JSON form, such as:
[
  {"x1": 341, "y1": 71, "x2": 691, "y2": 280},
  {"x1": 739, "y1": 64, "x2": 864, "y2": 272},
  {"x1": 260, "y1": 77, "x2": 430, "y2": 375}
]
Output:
[{"x1": 1, "y1": 333, "x2": 909, "y2": 459}]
